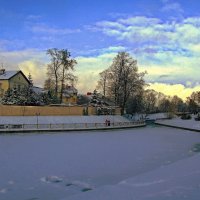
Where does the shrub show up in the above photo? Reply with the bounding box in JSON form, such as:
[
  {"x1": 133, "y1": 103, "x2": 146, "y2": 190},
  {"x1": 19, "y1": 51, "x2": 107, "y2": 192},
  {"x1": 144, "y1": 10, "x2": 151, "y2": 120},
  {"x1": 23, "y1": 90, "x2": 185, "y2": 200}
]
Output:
[
  {"x1": 195, "y1": 113, "x2": 200, "y2": 121},
  {"x1": 181, "y1": 113, "x2": 191, "y2": 120}
]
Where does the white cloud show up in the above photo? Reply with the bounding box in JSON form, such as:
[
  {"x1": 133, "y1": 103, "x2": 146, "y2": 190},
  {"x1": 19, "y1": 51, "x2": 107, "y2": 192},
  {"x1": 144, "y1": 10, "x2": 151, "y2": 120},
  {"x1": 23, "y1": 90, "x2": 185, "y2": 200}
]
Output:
[
  {"x1": 19, "y1": 60, "x2": 46, "y2": 87},
  {"x1": 30, "y1": 24, "x2": 81, "y2": 35},
  {"x1": 161, "y1": 2, "x2": 184, "y2": 13},
  {"x1": 0, "y1": 49, "x2": 47, "y2": 64},
  {"x1": 0, "y1": 49, "x2": 47, "y2": 87},
  {"x1": 92, "y1": 16, "x2": 200, "y2": 88},
  {"x1": 118, "y1": 16, "x2": 161, "y2": 26},
  {"x1": 26, "y1": 14, "x2": 42, "y2": 20},
  {"x1": 148, "y1": 82, "x2": 200, "y2": 100},
  {"x1": 94, "y1": 16, "x2": 200, "y2": 48},
  {"x1": 75, "y1": 52, "x2": 116, "y2": 94}
]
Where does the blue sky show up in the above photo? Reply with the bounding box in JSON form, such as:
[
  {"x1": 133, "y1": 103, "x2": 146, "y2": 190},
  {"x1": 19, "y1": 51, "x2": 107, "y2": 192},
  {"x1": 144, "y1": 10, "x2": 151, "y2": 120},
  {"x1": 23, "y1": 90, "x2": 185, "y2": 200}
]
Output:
[{"x1": 0, "y1": 0, "x2": 200, "y2": 99}]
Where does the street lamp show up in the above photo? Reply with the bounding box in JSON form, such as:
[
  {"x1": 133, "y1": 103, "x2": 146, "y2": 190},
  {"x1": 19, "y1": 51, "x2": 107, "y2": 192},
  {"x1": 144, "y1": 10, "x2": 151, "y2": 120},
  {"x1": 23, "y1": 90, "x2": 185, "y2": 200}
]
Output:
[{"x1": 36, "y1": 112, "x2": 40, "y2": 129}]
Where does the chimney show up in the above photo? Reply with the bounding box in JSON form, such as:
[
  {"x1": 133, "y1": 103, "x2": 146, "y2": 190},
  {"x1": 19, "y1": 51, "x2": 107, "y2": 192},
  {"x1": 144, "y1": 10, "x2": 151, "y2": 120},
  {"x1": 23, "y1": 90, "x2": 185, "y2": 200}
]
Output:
[{"x1": 0, "y1": 69, "x2": 5, "y2": 75}]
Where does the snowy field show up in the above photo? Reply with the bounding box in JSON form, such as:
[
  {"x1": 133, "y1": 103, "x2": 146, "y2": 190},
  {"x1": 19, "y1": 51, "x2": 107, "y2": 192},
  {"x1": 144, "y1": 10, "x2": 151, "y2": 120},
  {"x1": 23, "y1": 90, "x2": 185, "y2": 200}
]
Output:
[{"x1": 0, "y1": 126, "x2": 200, "y2": 200}]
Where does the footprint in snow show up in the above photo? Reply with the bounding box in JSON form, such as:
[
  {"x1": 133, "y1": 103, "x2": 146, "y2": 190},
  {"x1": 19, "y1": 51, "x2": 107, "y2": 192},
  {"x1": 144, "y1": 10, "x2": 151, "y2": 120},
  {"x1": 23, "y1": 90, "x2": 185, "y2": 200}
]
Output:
[{"x1": 40, "y1": 176, "x2": 63, "y2": 183}]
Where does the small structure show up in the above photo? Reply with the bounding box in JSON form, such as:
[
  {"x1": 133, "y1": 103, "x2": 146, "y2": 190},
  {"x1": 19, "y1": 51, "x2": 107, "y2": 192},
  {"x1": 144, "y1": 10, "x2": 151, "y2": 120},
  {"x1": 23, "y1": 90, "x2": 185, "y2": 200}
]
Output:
[
  {"x1": 32, "y1": 86, "x2": 45, "y2": 95},
  {"x1": 87, "y1": 90, "x2": 119, "y2": 115},
  {"x1": 0, "y1": 69, "x2": 30, "y2": 97},
  {"x1": 62, "y1": 85, "x2": 78, "y2": 105}
]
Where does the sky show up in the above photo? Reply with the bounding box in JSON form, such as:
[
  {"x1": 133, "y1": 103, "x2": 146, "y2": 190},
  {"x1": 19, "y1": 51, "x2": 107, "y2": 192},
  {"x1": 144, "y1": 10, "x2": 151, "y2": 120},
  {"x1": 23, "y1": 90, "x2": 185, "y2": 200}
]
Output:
[{"x1": 0, "y1": 0, "x2": 200, "y2": 100}]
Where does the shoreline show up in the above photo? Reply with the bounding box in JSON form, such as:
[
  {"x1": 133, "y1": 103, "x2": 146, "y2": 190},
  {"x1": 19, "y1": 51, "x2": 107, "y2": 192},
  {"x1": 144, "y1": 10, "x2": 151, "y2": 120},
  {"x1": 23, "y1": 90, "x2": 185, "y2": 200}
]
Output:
[{"x1": 155, "y1": 118, "x2": 200, "y2": 132}]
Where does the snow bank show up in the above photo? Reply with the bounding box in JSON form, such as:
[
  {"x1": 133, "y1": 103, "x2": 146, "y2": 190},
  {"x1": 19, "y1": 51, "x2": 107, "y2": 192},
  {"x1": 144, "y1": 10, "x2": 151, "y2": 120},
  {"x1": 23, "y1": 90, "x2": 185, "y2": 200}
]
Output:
[
  {"x1": 156, "y1": 117, "x2": 200, "y2": 131},
  {"x1": 131, "y1": 113, "x2": 168, "y2": 121},
  {"x1": 147, "y1": 113, "x2": 168, "y2": 120}
]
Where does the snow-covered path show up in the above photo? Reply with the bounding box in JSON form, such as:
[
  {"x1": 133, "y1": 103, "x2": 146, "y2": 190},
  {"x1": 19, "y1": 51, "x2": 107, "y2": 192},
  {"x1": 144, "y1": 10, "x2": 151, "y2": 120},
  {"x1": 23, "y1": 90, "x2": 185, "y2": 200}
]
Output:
[
  {"x1": 0, "y1": 115, "x2": 144, "y2": 132},
  {"x1": 0, "y1": 115, "x2": 130, "y2": 124},
  {"x1": 0, "y1": 126, "x2": 200, "y2": 200}
]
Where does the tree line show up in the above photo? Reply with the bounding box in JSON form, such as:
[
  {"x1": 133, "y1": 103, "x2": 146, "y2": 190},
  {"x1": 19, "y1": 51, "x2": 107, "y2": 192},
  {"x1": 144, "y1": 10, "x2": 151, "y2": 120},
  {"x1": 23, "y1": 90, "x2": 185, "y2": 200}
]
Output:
[{"x1": 96, "y1": 51, "x2": 200, "y2": 115}]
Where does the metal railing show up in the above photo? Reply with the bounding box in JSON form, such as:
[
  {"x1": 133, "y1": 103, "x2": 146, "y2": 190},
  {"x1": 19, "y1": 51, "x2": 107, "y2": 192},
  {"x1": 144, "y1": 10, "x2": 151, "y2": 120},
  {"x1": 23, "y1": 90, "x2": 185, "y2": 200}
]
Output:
[{"x1": 0, "y1": 121, "x2": 145, "y2": 132}]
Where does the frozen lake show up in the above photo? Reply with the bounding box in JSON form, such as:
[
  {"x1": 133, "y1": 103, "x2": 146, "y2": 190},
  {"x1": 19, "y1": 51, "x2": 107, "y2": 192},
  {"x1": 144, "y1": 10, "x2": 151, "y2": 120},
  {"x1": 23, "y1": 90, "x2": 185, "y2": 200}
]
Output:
[{"x1": 0, "y1": 125, "x2": 200, "y2": 200}]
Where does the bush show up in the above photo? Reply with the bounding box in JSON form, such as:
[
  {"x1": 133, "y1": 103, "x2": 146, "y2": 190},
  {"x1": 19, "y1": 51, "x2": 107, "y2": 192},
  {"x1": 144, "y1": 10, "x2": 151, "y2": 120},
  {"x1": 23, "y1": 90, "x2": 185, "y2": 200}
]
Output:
[
  {"x1": 195, "y1": 113, "x2": 200, "y2": 121},
  {"x1": 181, "y1": 113, "x2": 191, "y2": 120},
  {"x1": 167, "y1": 112, "x2": 175, "y2": 119}
]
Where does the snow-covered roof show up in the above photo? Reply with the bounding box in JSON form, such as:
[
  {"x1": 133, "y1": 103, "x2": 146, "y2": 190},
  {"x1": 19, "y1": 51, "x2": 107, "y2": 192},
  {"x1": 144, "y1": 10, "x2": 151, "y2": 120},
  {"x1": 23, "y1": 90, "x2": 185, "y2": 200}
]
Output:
[
  {"x1": 63, "y1": 85, "x2": 78, "y2": 97},
  {"x1": 32, "y1": 86, "x2": 45, "y2": 94},
  {"x1": 0, "y1": 70, "x2": 19, "y2": 80}
]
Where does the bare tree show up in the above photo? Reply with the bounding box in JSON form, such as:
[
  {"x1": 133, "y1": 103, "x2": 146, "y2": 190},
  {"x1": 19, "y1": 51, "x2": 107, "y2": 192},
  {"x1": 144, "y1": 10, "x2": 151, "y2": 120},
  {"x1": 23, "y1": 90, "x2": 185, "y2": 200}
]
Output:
[
  {"x1": 59, "y1": 50, "x2": 77, "y2": 102},
  {"x1": 144, "y1": 89, "x2": 157, "y2": 113},
  {"x1": 46, "y1": 48, "x2": 77, "y2": 103},
  {"x1": 46, "y1": 48, "x2": 62, "y2": 96},
  {"x1": 190, "y1": 91, "x2": 200, "y2": 104},
  {"x1": 159, "y1": 98, "x2": 172, "y2": 112},
  {"x1": 170, "y1": 95, "x2": 184, "y2": 113},
  {"x1": 97, "y1": 69, "x2": 109, "y2": 97},
  {"x1": 98, "y1": 52, "x2": 146, "y2": 114},
  {"x1": 186, "y1": 91, "x2": 200, "y2": 113},
  {"x1": 44, "y1": 78, "x2": 55, "y2": 91}
]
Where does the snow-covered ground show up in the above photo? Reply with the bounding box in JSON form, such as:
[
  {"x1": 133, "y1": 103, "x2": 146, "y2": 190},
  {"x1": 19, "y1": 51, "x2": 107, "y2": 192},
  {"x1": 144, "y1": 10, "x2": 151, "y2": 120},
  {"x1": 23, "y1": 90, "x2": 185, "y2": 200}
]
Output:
[
  {"x1": 156, "y1": 116, "x2": 200, "y2": 131},
  {"x1": 147, "y1": 112, "x2": 169, "y2": 120},
  {"x1": 0, "y1": 115, "x2": 130, "y2": 125},
  {"x1": 0, "y1": 126, "x2": 200, "y2": 200},
  {"x1": 0, "y1": 115, "x2": 140, "y2": 131},
  {"x1": 130, "y1": 113, "x2": 168, "y2": 121}
]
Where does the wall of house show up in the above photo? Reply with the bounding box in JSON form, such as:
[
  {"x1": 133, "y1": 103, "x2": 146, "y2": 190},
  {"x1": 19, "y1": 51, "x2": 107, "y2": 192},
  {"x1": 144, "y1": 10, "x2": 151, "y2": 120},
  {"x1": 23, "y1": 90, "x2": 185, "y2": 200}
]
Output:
[
  {"x1": 0, "y1": 80, "x2": 9, "y2": 97},
  {"x1": 0, "y1": 105, "x2": 121, "y2": 116},
  {"x1": 9, "y1": 73, "x2": 29, "y2": 90},
  {"x1": 0, "y1": 72, "x2": 29, "y2": 97},
  {"x1": 62, "y1": 95, "x2": 77, "y2": 104}
]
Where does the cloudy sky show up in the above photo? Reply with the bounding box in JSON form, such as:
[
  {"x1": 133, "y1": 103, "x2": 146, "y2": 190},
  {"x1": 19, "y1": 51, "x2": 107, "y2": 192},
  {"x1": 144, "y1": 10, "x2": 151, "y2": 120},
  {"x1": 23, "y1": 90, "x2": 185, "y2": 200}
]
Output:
[{"x1": 0, "y1": 0, "x2": 200, "y2": 100}]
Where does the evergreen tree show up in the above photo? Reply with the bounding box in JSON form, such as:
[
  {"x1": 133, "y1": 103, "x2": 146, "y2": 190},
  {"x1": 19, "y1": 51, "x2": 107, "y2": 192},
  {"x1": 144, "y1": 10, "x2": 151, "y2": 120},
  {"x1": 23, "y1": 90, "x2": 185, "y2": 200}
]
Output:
[
  {"x1": 1, "y1": 87, "x2": 41, "y2": 105},
  {"x1": 28, "y1": 73, "x2": 33, "y2": 86}
]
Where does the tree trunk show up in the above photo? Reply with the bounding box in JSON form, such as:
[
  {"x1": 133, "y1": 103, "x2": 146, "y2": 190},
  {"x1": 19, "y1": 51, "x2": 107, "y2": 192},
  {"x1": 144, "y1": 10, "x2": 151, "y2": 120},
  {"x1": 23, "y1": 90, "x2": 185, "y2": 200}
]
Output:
[{"x1": 59, "y1": 67, "x2": 65, "y2": 103}]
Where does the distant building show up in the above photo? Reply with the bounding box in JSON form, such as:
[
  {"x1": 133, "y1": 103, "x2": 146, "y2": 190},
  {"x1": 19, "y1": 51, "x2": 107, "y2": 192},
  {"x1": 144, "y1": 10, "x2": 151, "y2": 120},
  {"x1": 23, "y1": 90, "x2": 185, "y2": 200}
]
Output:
[
  {"x1": 62, "y1": 85, "x2": 78, "y2": 105},
  {"x1": 32, "y1": 86, "x2": 45, "y2": 95},
  {"x1": 0, "y1": 69, "x2": 30, "y2": 97}
]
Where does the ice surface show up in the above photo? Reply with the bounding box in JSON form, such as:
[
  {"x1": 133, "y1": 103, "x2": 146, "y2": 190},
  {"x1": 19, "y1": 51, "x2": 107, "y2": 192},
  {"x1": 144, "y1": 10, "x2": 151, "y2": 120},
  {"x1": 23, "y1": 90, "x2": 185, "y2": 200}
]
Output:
[
  {"x1": 0, "y1": 126, "x2": 200, "y2": 199},
  {"x1": 64, "y1": 154, "x2": 200, "y2": 200}
]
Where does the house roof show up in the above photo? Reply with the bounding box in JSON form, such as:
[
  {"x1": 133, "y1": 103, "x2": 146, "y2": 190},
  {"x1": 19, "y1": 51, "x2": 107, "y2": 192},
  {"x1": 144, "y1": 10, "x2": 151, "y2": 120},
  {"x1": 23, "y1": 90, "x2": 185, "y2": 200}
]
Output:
[
  {"x1": 0, "y1": 71, "x2": 19, "y2": 80},
  {"x1": 63, "y1": 86, "x2": 78, "y2": 97},
  {"x1": 0, "y1": 70, "x2": 30, "y2": 84}
]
